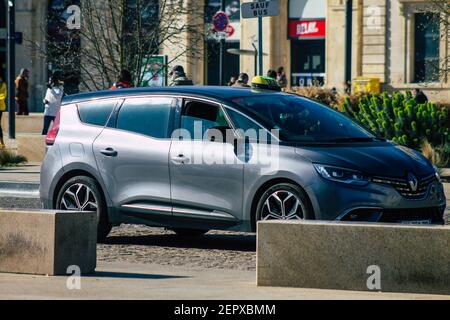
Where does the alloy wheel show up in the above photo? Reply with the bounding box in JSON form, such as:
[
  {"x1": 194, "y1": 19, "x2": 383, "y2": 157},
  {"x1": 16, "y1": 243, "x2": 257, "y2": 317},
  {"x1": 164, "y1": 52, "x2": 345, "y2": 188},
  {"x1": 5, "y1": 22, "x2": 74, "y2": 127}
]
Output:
[
  {"x1": 261, "y1": 190, "x2": 305, "y2": 221},
  {"x1": 60, "y1": 183, "x2": 98, "y2": 212}
]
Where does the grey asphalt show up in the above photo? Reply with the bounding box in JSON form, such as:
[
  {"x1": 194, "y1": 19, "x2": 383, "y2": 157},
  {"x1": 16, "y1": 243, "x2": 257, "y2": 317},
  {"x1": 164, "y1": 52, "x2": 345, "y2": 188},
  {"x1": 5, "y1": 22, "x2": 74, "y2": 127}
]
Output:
[{"x1": 1, "y1": 261, "x2": 449, "y2": 300}]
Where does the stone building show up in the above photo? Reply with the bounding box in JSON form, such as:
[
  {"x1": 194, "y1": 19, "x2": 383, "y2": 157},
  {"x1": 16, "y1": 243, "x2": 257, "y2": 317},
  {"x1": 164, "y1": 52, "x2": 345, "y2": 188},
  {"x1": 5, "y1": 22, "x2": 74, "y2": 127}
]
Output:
[{"x1": 0, "y1": 0, "x2": 448, "y2": 113}]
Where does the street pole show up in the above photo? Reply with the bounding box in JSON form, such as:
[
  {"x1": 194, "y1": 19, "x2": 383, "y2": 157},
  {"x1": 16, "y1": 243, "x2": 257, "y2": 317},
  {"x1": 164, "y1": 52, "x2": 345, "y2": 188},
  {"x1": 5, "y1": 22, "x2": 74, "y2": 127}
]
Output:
[
  {"x1": 219, "y1": 0, "x2": 225, "y2": 86},
  {"x1": 258, "y1": 16, "x2": 263, "y2": 76},
  {"x1": 7, "y1": 0, "x2": 15, "y2": 139}
]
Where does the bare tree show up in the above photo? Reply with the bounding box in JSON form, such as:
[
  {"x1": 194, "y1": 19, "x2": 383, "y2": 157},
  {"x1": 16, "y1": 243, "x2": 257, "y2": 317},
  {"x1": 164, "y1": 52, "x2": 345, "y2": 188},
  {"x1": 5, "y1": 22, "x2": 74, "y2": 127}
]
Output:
[{"x1": 32, "y1": 0, "x2": 205, "y2": 92}]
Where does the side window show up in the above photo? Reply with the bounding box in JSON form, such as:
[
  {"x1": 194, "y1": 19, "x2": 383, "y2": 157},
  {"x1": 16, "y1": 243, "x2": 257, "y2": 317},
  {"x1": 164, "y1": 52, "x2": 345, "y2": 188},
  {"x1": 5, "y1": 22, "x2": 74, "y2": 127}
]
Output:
[
  {"x1": 116, "y1": 97, "x2": 173, "y2": 139},
  {"x1": 78, "y1": 100, "x2": 117, "y2": 127},
  {"x1": 180, "y1": 100, "x2": 230, "y2": 139}
]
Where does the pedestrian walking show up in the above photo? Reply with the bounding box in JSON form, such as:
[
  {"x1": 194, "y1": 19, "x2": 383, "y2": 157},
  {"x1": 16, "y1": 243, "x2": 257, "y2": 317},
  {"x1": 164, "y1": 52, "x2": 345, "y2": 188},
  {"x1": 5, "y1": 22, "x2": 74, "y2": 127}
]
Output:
[
  {"x1": 232, "y1": 73, "x2": 250, "y2": 88},
  {"x1": 42, "y1": 74, "x2": 64, "y2": 135},
  {"x1": 16, "y1": 68, "x2": 29, "y2": 115},
  {"x1": 267, "y1": 69, "x2": 277, "y2": 80},
  {"x1": 276, "y1": 67, "x2": 288, "y2": 90},
  {"x1": 169, "y1": 65, "x2": 194, "y2": 86},
  {"x1": 413, "y1": 88, "x2": 428, "y2": 105},
  {"x1": 0, "y1": 76, "x2": 7, "y2": 148},
  {"x1": 228, "y1": 76, "x2": 237, "y2": 86},
  {"x1": 110, "y1": 69, "x2": 134, "y2": 90}
]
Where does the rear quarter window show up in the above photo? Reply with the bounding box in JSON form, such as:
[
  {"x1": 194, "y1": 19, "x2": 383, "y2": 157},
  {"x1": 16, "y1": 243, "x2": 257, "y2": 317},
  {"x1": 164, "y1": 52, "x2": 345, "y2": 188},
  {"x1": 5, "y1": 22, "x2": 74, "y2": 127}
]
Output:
[{"x1": 77, "y1": 100, "x2": 118, "y2": 127}]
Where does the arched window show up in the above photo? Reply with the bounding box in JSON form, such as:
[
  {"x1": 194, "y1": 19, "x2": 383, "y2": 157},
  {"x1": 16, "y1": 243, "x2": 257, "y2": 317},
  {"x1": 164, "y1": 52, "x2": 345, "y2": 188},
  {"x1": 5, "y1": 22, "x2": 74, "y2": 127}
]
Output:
[{"x1": 47, "y1": 0, "x2": 81, "y2": 94}]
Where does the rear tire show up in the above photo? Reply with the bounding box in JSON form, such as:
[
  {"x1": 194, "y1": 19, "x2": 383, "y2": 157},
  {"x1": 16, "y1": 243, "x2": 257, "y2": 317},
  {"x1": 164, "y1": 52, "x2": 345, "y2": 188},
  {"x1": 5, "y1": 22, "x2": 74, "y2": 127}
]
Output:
[
  {"x1": 171, "y1": 228, "x2": 209, "y2": 237},
  {"x1": 56, "y1": 176, "x2": 112, "y2": 242}
]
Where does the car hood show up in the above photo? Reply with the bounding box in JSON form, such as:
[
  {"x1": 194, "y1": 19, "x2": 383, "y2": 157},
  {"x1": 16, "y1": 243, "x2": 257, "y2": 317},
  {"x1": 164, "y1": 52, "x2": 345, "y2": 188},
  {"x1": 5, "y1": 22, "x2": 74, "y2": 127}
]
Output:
[{"x1": 295, "y1": 142, "x2": 434, "y2": 178}]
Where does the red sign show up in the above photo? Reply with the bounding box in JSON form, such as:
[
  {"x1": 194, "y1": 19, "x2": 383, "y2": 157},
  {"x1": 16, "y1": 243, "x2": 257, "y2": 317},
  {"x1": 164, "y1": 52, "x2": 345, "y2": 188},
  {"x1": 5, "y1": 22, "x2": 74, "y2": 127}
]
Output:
[
  {"x1": 288, "y1": 19, "x2": 326, "y2": 39},
  {"x1": 212, "y1": 11, "x2": 230, "y2": 32}
]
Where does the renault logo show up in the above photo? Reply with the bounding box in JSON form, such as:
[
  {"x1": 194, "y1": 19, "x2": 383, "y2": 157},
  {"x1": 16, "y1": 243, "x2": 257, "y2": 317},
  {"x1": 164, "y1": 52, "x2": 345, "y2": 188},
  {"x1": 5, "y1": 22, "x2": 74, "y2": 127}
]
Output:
[{"x1": 407, "y1": 173, "x2": 419, "y2": 192}]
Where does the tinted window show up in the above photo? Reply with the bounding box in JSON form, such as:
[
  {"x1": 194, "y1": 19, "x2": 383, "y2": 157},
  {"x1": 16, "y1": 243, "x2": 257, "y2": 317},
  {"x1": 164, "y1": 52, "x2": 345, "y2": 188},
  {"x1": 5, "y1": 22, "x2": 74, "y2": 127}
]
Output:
[
  {"x1": 78, "y1": 100, "x2": 117, "y2": 127},
  {"x1": 231, "y1": 95, "x2": 375, "y2": 143},
  {"x1": 117, "y1": 97, "x2": 173, "y2": 138},
  {"x1": 180, "y1": 100, "x2": 229, "y2": 139}
]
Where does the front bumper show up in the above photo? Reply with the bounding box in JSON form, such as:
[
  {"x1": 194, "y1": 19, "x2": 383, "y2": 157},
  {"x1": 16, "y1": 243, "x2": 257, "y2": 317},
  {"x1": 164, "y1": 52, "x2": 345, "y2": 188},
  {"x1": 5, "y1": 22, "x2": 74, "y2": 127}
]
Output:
[{"x1": 309, "y1": 175, "x2": 446, "y2": 224}]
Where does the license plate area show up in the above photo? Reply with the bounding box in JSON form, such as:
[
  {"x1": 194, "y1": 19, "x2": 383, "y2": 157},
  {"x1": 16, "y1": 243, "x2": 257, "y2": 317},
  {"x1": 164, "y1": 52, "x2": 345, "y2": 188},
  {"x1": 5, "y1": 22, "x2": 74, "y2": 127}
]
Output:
[{"x1": 401, "y1": 220, "x2": 432, "y2": 225}]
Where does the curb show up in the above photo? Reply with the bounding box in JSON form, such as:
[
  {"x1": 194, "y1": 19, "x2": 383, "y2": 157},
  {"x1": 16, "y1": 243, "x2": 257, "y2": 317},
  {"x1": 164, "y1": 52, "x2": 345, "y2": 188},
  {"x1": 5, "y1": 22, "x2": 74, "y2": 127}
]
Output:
[{"x1": 0, "y1": 181, "x2": 40, "y2": 198}]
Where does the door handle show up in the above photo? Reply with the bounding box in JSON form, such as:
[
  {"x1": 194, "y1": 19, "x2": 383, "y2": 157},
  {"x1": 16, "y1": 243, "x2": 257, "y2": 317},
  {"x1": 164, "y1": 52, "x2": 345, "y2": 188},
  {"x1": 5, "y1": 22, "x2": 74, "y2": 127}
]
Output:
[
  {"x1": 100, "y1": 148, "x2": 118, "y2": 157},
  {"x1": 171, "y1": 154, "x2": 190, "y2": 165}
]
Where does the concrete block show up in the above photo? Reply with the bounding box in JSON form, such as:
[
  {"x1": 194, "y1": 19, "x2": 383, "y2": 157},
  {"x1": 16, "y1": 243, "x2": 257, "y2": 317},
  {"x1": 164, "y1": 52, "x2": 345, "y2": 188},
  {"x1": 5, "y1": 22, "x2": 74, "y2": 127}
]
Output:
[
  {"x1": 0, "y1": 210, "x2": 97, "y2": 276},
  {"x1": 257, "y1": 221, "x2": 450, "y2": 295}
]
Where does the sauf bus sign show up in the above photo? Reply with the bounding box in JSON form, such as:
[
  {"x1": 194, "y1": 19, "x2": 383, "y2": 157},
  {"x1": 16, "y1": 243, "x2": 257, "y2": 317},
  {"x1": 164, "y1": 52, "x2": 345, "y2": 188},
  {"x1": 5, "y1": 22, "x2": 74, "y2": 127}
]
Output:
[{"x1": 241, "y1": 0, "x2": 279, "y2": 19}]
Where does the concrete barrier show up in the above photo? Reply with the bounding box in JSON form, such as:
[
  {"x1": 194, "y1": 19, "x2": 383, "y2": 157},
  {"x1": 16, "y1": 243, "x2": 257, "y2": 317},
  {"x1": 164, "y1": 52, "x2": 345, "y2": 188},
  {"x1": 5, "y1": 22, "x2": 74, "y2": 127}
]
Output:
[
  {"x1": 0, "y1": 209, "x2": 97, "y2": 276},
  {"x1": 257, "y1": 221, "x2": 450, "y2": 295}
]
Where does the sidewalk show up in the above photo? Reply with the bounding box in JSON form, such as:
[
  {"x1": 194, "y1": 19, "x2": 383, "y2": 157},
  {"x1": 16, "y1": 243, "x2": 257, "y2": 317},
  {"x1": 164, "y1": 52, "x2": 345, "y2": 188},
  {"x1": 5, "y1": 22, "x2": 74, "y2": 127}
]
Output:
[{"x1": 0, "y1": 261, "x2": 448, "y2": 300}]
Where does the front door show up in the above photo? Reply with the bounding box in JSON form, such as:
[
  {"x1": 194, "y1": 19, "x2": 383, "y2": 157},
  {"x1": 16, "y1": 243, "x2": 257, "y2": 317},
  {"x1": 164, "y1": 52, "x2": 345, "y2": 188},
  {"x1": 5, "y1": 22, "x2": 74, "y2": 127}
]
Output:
[
  {"x1": 169, "y1": 98, "x2": 244, "y2": 223},
  {"x1": 93, "y1": 96, "x2": 175, "y2": 217}
]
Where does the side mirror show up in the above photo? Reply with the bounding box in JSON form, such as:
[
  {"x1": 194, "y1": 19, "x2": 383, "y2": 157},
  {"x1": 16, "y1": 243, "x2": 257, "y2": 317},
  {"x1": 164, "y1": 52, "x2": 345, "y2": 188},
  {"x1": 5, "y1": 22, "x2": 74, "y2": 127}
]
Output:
[{"x1": 206, "y1": 126, "x2": 233, "y2": 143}]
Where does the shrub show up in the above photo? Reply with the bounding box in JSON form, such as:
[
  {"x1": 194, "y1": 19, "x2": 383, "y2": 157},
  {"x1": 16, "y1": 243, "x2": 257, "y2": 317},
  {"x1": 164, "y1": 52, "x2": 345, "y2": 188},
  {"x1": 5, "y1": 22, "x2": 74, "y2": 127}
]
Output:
[
  {"x1": 292, "y1": 87, "x2": 340, "y2": 108},
  {"x1": 422, "y1": 140, "x2": 450, "y2": 168},
  {"x1": 341, "y1": 91, "x2": 449, "y2": 149},
  {"x1": 0, "y1": 149, "x2": 28, "y2": 167}
]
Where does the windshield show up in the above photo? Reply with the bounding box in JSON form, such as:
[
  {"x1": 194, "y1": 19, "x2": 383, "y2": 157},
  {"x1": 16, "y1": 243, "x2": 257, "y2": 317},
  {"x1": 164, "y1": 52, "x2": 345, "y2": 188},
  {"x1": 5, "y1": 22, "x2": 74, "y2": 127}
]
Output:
[{"x1": 231, "y1": 94, "x2": 377, "y2": 143}]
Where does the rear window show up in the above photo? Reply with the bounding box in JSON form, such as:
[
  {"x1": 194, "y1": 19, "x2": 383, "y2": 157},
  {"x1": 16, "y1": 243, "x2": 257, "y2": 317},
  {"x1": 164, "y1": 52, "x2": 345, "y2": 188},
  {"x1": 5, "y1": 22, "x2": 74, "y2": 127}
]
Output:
[{"x1": 77, "y1": 100, "x2": 118, "y2": 127}]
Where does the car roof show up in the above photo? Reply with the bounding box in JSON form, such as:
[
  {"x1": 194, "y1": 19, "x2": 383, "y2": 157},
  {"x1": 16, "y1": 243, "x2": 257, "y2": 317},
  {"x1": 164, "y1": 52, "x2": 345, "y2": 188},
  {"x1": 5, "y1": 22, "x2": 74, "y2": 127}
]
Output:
[{"x1": 62, "y1": 86, "x2": 287, "y2": 105}]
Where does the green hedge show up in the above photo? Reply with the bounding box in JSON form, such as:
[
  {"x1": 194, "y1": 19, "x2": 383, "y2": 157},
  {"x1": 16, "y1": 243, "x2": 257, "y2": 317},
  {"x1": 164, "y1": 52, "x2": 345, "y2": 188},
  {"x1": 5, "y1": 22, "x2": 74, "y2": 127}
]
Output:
[{"x1": 342, "y1": 92, "x2": 449, "y2": 149}]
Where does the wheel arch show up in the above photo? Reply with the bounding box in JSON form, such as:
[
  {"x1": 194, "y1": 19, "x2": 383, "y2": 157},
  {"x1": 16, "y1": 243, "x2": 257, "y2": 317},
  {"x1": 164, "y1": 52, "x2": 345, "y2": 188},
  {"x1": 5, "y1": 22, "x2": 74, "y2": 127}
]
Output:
[
  {"x1": 52, "y1": 167, "x2": 109, "y2": 209},
  {"x1": 249, "y1": 177, "x2": 315, "y2": 232}
]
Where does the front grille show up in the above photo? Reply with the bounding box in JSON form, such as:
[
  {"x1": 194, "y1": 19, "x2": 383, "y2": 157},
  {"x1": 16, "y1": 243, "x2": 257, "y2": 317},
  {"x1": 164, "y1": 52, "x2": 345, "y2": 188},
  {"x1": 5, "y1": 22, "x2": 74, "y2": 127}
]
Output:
[
  {"x1": 372, "y1": 174, "x2": 437, "y2": 199},
  {"x1": 341, "y1": 207, "x2": 444, "y2": 224}
]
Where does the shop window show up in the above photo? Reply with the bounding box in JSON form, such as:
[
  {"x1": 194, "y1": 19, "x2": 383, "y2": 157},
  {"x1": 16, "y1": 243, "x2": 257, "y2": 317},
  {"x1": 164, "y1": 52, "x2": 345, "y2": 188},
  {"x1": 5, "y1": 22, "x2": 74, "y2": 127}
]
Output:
[
  {"x1": 414, "y1": 12, "x2": 440, "y2": 83},
  {"x1": 291, "y1": 40, "x2": 325, "y2": 87}
]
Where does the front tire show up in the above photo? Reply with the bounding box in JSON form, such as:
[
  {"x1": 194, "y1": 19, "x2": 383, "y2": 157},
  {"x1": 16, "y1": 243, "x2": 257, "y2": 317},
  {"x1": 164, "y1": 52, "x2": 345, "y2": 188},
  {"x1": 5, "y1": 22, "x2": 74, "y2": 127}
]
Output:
[
  {"x1": 56, "y1": 176, "x2": 112, "y2": 242},
  {"x1": 256, "y1": 183, "x2": 313, "y2": 225}
]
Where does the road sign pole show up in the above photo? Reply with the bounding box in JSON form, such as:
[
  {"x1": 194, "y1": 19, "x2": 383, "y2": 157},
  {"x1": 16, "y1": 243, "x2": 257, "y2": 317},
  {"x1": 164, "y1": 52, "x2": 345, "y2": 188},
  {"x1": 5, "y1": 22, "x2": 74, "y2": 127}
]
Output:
[
  {"x1": 258, "y1": 16, "x2": 263, "y2": 76},
  {"x1": 7, "y1": 0, "x2": 16, "y2": 139},
  {"x1": 219, "y1": 0, "x2": 225, "y2": 86}
]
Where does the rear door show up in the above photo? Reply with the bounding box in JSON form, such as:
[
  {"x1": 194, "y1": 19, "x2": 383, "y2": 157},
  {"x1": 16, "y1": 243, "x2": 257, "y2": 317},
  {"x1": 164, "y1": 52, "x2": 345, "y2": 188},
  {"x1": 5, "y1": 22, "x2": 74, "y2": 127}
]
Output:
[{"x1": 93, "y1": 96, "x2": 176, "y2": 217}]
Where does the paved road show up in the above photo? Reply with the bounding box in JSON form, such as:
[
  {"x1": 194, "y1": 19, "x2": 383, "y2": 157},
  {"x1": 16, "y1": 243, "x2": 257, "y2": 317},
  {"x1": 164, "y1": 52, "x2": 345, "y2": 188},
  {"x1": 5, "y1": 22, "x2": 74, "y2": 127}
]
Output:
[{"x1": 1, "y1": 261, "x2": 448, "y2": 300}]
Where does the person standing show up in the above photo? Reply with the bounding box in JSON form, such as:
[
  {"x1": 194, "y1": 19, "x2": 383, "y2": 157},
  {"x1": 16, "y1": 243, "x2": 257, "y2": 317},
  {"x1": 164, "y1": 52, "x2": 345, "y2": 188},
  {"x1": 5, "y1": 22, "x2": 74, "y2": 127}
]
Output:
[
  {"x1": 0, "y1": 76, "x2": 6, "y2": 148},
  {"x1": 267, "y1": 69, "x2": 277, "y2": 80},
  {"x1": 228, "y1": 76, "x2": 237, "y2": 87},
  {"x1": 169, "y1": 65, "x2": 193, "y2": 86},
  {"x1": 276, "y1": 67, "x2": 288, "y2": 90},
  {"x1": 42, "y1": 74, "x2": 64, "y2": 135},
  {"x1": 413, "y1": 88, "x2": 428, "y2": 105},
  {"x1": 110, "y1": 69, "x2": 134, "y2": 90},
  {"x1": 16, "y1": 68, "x2": 30, "y2": 115},
  {"x1": 232, "y1": 73, "x2": 250, "y2": 88}
]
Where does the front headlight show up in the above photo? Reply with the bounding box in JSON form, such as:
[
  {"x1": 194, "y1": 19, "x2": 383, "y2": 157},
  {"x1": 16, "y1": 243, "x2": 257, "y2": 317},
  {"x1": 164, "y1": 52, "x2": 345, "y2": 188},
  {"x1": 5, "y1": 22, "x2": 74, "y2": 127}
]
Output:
[{"x1": 314, "y1": 164, "x2": 370, "y2": 186}]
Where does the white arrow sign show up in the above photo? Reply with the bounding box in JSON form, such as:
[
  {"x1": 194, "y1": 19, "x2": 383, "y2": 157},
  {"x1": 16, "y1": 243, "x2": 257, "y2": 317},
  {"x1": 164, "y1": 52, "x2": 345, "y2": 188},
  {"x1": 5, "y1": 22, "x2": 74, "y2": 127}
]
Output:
[{"x1": 241, "y1": 0, "x2": 279, "y2": 19}]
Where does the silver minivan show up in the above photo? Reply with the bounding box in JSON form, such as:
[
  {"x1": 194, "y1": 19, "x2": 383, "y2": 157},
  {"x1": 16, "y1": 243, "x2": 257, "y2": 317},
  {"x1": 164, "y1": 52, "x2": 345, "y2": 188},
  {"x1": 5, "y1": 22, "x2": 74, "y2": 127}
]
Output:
[{"x1": 40, "y1": 87, "x2": 446, "y2": 241}]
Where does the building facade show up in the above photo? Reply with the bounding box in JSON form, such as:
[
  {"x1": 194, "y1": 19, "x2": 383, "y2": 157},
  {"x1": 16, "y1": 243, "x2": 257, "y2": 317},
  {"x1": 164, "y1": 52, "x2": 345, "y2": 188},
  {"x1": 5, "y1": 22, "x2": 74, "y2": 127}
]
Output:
[{"x1": 0, "y1": 0, "x2": 448, "y2": 113}]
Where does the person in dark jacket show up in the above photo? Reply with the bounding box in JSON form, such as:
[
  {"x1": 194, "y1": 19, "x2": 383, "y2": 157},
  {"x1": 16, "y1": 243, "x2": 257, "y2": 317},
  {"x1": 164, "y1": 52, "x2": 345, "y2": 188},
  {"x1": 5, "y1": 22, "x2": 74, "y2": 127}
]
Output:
[
  {"x1": 413, "y1": 89, "x2": 429, "y2": 105},
  {"x1": 110, "y1": 69, "x2": 134, "y2": 90},
  {"x1": 16, "y1": 68, "x2": 29, "y2": 115},
  {"x1": 169, "y1": 65, "x2": 193, "y2": 86},
  {"x1": 232, "y1": 73, "x2": 250, "y2": 88},
  {"x1": 267, "y1": 69, "x2": 277, "y2": 80}
]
